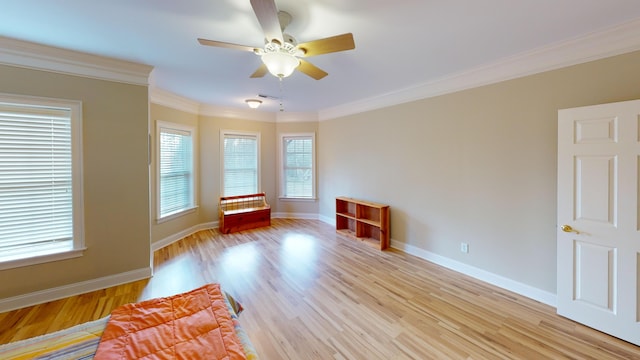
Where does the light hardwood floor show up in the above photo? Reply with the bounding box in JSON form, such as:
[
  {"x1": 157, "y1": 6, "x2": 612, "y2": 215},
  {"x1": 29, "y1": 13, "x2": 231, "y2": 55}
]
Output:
[{"x1": 1, "y1": 219, "x2": 639, "y2": 359}]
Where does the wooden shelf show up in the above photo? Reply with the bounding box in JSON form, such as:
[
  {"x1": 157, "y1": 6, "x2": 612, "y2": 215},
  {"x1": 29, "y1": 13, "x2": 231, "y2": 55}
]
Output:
[
  {"x1": 336, "y1": 197, "x2": 389, "y2": 250},
  {"x1": 357, "y1": 218, "x2": 381, "y2": 227},
  {"x1": 360, "y1": 237, "x2": 381, "y2": 249},
  {"x1": 336, "y1": 212, "x2": 356, "y2": 220},
  {"x1": 337, "y1": 228, "x2": 357, "y2": 239}
]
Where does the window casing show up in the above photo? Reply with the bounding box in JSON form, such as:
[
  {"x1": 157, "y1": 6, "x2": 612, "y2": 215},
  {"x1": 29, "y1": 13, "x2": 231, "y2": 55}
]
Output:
[
  {"x1": 157, "y1": 121, "x2": 197, "y2": 222},
  {"x1": 279, "y1": 133, "x2": 316, "y2": 199},
  {"x1": 0, "y1": 93, "x2": 84, "y2": 270},
  {"x1": 221, "y1": 130, "x2": 260, "y2": 196}
]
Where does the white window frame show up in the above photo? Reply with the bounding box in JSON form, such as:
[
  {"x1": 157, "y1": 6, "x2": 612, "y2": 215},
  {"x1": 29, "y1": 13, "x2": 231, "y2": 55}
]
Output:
[
  {"x1": 279, "y1": 132, "x2": 316, "y2": 200},
  {"x1": 220, "y1": 130, "x2": 261, "y2": 196},
  {"x1": 156, "y1": 120, "x2": 197, "y2": 223},
  {"x1": 0, "y1": 93, "x2": 85, "y2": 270}
]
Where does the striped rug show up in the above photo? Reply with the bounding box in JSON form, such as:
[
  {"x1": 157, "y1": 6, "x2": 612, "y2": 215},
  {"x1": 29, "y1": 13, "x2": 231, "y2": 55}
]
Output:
[{"x1": 0, "y1": 317, "x2": 108, "y2": 359}]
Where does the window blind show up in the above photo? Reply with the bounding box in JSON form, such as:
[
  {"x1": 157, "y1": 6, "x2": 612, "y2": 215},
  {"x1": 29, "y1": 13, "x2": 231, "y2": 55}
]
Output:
[
  {"x1": 283, "y1": 136, "x2": 313, "y2": 198},
  {"x1": 0, "y1": 103, "x2": 74, "y2": 261},
  {"x1": 159, "y1": 126, "x2": 194, "y2": 218},
  {"x1": 223, "y1": 133, "x2": 258, "y2": 196}
]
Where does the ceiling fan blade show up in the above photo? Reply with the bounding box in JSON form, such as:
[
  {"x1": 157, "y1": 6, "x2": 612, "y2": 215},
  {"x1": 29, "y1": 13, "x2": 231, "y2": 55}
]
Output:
[
  {"x1": 250, "y1": 0, "x2": 283, "y2": 44},
  {"x1": 297, "y1": 60, "x2": 328, "y2": 80},
  {"x1": 198, "y1": 38, "x2": 257, "y2": 52},
  {"x1": 250, "y1": 64, "x2": 269, "y2": 78},
  {"x1": 297, "y1": 33, "x2": 355, "y2": 57}
]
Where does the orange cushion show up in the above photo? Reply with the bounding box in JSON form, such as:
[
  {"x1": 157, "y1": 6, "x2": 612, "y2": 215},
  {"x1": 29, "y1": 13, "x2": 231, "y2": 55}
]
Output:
[{"x1": 94, "y1": 284, "x2": 247, "y2": 359}]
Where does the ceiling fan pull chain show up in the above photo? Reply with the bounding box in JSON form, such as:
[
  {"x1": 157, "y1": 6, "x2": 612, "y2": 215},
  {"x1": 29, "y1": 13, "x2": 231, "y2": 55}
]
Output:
[{"x1": 279, "y1": 77, "x2": 284, "y2": 112}]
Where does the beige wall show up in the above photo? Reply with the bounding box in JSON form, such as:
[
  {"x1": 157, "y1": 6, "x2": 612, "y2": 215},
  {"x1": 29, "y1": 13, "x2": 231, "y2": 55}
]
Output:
[
  {"x1": 318, "y1": 50, "x2": 640, "y2": 294},
  {"x1": 149, "y1": 109, "x2": 321, "y2": 243},
  {"x1": 0, "y1": 64, "x2": 151, "y2": 298},
  {"x1": 150, "y1": 110, "x2": 281, "y2": 243},
  {"x1": 9, "y1": 45, "x2": 634, "y2": 301}
]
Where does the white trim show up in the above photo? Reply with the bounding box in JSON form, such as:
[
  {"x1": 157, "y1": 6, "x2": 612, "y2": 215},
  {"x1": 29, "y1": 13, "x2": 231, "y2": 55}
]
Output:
[
  {"x1": 0, "y1": 248, "x2": 85, "y2": 271},
  {"x1": 0, "y1": 267, "x2": 152, "y2": 313},
  {"x1": 219, "y1": 129, "x2": 261, "y2": 196},
  {"x1": 201, "y1": 103, "x2": 276, "y2": 122},
  {"x1": 155, "y1": 206, "x2": 198, "y2": 224},
  {"x1": 150, "y1": 87, "x2": 200, "y2": 115},
  {"x1": 148, "y1": 18, "x2": 640, "y2": 123},
  {"x1": 156, "y1": 120, "x2": 198, "y2": 222},
  {"x1": 278, "y1": 132, "x2": 316, "y2": 199},
  {"x1": 2, "y1": 217, "x2": 556, "y2": 313},
  {"x1": 319, "y1": 17, "x2": 640, "y2": 121},
  {"x1": 152, "y1": 222, "x2": 217, "y2": 252},
  {"x1": 318, "y1": 214, "x2": 555, "y2": 306},
  {"x1": 272, "y1": 212, "x2": 319, "y2": 220},
  {"x1": 149, "y1": 88, "x2": 320, "y2": 123},
  {"x1": 319, "y1": 214, "x2": 335, "y2": 226},
  {"x1": 276, "y1": 112, "x2": 318, "y2": 123},
  {"x1": 0, "y1": 36, "x2": 153, "y2": 86},
  {"x1": 278, "y1": 197, "x2": 318, "y2": 202},
  {"x1": 391, "y1": 240, "x2": 557, "y2": 307},
  {"x1": 0, "y1": 93, "x2": 85, "y2": 270}
]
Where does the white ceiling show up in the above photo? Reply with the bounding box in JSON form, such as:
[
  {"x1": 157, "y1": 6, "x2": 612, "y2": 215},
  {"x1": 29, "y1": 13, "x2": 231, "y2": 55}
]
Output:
[{"x1": 2, "y1": 0, "x2": 640, "y2": 114}]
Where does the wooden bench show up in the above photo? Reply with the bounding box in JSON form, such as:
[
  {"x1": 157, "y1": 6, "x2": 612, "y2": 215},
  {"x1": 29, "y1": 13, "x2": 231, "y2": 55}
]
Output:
[{"x1": 219, "y1": 193, "x2": 271, "y2": 234}]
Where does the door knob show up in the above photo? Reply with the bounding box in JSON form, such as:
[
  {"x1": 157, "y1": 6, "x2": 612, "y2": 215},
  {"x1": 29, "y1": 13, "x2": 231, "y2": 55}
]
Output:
[{"x1": 561, "y1": 225, "x2": 579, "y2": 234}]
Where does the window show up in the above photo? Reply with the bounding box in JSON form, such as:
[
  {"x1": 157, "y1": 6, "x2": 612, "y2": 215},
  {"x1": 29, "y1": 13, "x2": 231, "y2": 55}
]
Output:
[
  {"x1": 0, "y1": 94, "x2": 84, "y2": 269},
  {"x1": 157, "y1": 121, "x2": 196, "y2": 221},
  {"x1": 279, "y1": 133, "x2": 315, "y2": 199},
  {"x1": 221, "y1": 131, "x2": 260, "y2": 196}
]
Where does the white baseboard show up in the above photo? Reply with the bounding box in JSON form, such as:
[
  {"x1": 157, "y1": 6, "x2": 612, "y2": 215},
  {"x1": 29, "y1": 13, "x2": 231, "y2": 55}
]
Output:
[
  {"x1": 391, "y1": 240, "x2": 557, "y2": 307},
  {"x1": 316, "y1": 214, "x2": 554, "y2": 306},
  {"x1": 2, "y1": 221, "x2": 216, "y2": 312},
  {"x1": 4, "y1": 217, "x2": 555, "y2": 313},
  {"x1": 272, "y1": 212, "x2": 319, "y2": 220},
  {"x1": 318, "y1": 214, "x2": 335, "y2": 225},
  {"x1": 152, "y1": 215, "x2": 321, "y2": 251},
  {"x1": 151, "y1": 221, "x2": 217, "y2": 252},
  {"x1": 152, "y1": 214, "x2": 323, "y2": 252},
  {"x1": 0, "y1": 267, "x2": 152, "y2": 313}
]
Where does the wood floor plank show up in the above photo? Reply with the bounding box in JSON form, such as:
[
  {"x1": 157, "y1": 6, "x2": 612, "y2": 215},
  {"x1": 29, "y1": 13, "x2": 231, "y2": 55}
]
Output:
[{"x1": 1, "y1": 219, "x2": 639, "y2": 359}]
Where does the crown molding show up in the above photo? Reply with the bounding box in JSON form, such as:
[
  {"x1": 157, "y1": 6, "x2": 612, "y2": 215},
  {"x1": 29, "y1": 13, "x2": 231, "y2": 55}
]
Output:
[
  {"x1": 149, "y1": 87, "x2": 270, "y2": 121},
  {"x1": 276, "y1": 111, "x2": 318, "y2": 123},
  {"x1": 14, "y1": 14, "x2": 636, "y2": 123},
  {"x1": 199, "y1": 103, "x2": 277, "y2": 122},
  {"x1": 319, "y1": 17, "x2": 640, "y2": 121},
  {"x1": 150, "y1": 87, "x2": 319, "y2": 122},
  {"x1": 0, "y1": 36, "x2": 153, "y2": 85},
  {"x1": 150, "y1": 87, "x2": 200, "y2": 114}
]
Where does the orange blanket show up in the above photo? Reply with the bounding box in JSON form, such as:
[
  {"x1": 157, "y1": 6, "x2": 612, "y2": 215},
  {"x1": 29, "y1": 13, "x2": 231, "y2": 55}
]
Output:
[{"x1": 94, "y1": 284, "x2": 247, "y2": 359}]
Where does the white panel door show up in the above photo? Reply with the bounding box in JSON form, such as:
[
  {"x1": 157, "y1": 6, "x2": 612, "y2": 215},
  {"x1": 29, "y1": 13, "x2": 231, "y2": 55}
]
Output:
[{"x1": 557, "y1": 99, "x2": 640, "y2": 345}]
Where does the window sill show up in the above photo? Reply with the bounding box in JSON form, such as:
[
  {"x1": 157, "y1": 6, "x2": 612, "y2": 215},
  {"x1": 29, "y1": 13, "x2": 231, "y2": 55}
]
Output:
[
  {"x1": 278, "y1": 197, "x2": 318, "y2": 202},
  {"x1": 0, "y1": 247, "x2": 86, "y2": 271},
  {"x1": 157, "y1": 206, "x2": 198, "y2": 224}
]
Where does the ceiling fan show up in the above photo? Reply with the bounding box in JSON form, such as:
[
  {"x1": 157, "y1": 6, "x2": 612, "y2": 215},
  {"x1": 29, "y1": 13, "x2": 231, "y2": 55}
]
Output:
[{"x1": 197, "y1": 0, "x2": 355, "y2": 80}]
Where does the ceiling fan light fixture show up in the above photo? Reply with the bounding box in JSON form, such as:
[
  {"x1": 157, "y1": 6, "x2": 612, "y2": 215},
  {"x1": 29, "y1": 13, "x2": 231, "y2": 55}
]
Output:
[
  {"x1": 261, "y1": 50, "x2": 300, "y2": 78},
  {"x1": 245, "y1": 99, "x2": 262, "y2": 109}
]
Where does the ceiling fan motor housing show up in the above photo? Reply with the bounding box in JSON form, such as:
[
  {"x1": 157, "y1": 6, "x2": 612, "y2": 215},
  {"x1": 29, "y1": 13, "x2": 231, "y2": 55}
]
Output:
[
  {"x1": 282, "y1": 33, "x2": 297, "y2": 46},
  {"x1": 278, "y1": 11, "x2": 292, "y2": 31}
]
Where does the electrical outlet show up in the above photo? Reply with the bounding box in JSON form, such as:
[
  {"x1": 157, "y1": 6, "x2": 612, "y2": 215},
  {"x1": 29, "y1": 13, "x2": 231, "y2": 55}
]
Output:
[{"x1": 460, "y1": 242, "x2": 469, "y2": 253}]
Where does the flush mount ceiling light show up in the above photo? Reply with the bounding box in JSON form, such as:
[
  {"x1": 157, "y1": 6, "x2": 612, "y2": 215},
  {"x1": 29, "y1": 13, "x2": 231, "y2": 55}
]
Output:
[{"x1": 245, "y1": 99, "x2": 262, "y2": 109}]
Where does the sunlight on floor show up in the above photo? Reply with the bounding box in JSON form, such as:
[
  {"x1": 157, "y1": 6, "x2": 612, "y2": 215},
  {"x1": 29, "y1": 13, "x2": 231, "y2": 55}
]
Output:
[
  {"x1": 142, "y1": 255, "x2": 206, "y2": 299},
  {"x1": 220, "y1": 242, "x2": 260, "y2": 275},
  {"x1": 280, "y1": 234, "x2": 318, "y2": 288}
]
